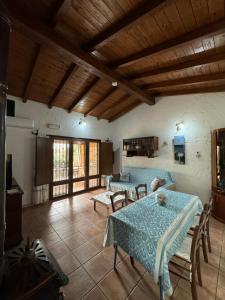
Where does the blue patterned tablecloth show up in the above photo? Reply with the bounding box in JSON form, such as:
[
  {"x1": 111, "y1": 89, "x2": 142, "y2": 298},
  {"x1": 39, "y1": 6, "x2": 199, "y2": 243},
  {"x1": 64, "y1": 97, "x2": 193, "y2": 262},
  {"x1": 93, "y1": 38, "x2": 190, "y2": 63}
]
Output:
[{"x1": 103, "y1": 190, "x2": 203, "y2": 296}]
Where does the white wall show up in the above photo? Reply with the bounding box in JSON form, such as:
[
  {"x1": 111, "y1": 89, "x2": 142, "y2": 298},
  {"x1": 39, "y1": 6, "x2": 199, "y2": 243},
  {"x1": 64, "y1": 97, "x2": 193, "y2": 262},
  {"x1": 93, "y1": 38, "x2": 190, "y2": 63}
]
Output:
[
  {"x1": 7, "y1": 92, "x2": 225, "y2": 206},
  {"x1": 111, "y1": 92, "x2": 225, "y2": 203},
  {"x1": 6, "y1": 96, "x2": 113, "y2": 206}
]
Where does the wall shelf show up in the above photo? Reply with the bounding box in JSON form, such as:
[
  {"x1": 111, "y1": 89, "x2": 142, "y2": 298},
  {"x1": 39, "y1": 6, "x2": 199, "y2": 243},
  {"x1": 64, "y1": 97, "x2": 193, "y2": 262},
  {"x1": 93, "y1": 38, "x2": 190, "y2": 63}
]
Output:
[{"x1": 123, "y1": 136, "x2": 158, "y2": 158}]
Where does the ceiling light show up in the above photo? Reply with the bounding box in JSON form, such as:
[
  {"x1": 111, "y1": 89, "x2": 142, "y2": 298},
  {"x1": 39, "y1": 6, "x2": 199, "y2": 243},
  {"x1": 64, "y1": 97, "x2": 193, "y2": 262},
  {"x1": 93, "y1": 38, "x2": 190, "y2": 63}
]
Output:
[
  {"x1": 112, "y1": 81, "x2": 118, "y2": 87},
  {"x1": 78, "y1": 118, "x2": 86, "y2": 126},
  {"x1": 176, "y1": 121, "x2": 184, "y2": 132}
]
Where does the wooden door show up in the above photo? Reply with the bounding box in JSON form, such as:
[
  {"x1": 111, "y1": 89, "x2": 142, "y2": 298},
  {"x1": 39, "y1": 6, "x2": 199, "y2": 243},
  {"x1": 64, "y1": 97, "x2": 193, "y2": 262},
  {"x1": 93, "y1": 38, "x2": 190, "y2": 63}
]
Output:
[
  {"x1": 100, "y1": 142, "x2": 113, "y2": 175},
  {"x1": 35, "y1": 137, "x2": 52, "y2": 186},
  {"x1": 52, "y1": 138, "x2": 70, "y2": 198}
]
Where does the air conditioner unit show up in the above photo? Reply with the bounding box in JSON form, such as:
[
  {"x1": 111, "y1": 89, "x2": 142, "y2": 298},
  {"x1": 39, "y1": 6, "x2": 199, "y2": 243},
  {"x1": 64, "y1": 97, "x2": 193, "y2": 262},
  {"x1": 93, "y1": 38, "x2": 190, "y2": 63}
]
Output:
[{"x1": 6, "y1": 116, "x2": 34, "y2": 130}]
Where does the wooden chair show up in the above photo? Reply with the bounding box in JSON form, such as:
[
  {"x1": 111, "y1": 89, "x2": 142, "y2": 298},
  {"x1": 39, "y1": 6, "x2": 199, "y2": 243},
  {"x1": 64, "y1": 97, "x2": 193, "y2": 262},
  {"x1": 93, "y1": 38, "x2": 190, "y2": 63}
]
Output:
[
  {"x1": 170, "y1": 211, "x2": 206, "y2": 300},
  {"x1": 202, "y1": 198, "x2": 213, "y2": 253},
  {"x1": 110, "y1": 191, "x2": 135, "y2": 268},
  {"x1": 189, "y1": 197, "x2": 213, "y2": 262},
  {"x1": 110, "y1": 190, "x2": 128, "y2": 213},
  {"x1": 135, "y1": 183, "x2": 147, "y2": 200}
]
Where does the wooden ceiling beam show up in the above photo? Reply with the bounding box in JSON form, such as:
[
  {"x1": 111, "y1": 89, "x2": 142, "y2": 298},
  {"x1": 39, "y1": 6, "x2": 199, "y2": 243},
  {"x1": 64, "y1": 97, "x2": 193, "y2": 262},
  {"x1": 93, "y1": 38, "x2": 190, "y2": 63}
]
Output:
[
  {"x1": 158, "y1": 85, "x2": 225, "y2": 96},
  {"x1": 108, "y1": 101, "x2": 141, "y2": 122},
  {"x1": 97, "y1": 94, "x2": 130, "y2": 120},
  {"x1": 6, "y1": 8, "x2": 155, "y2": 106},
  {"x1": 130, "y1": 51, "x2": 225, "y2": 80},
  {"x1": 112, "y1": 19, "x2": 225, "y2": 68},
  {"x1": 50, "y1": 0, "x2": 71, "y2": 25},
  {"x1": 82, "y1": 0, "x2": 167, "y2": 52},
  {"x1": 22, "y1": 0, "x2": 72, "y2": 103},
  {"x1": 48, "y1": 63, "x2": 79, "y2": 108},
  {"x1": 71, "y1": 1, "x2": 165, "y2": 111},
  {"x1": 68, "y1": 77, "x2": 100, "y2": 112},
  {"x1": 22, "y1": 44, "x2": 41, "y2": 102},
  {"x1": 83, "y1": 87, "x2": 117, "y2": 116},
  {"x1": 144, "y1": 72, "x2": 225, "y2": 90}
]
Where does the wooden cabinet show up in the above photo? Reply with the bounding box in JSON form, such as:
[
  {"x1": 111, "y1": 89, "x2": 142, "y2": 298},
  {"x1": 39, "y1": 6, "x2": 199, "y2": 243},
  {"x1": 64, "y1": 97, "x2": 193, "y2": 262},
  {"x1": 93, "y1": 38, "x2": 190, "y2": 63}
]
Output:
[
  {"x1": 211, "y1": 129, "x2": 225, "y2": 223},
  {"x1": 123, "y1": 137, "x2": 158, "y2": 158},
  {"x1": 5, "y1": 179, "x2": 23, "y2": 250}
]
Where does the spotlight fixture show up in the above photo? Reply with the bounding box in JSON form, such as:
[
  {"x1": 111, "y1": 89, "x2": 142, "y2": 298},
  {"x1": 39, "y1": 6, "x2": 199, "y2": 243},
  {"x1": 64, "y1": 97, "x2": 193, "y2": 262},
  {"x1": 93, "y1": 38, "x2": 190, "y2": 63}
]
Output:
[
  {"x1": 78, "y1": 118, "x2": 86, "y2": 126},
  {"x1": 112, "y1": 81, "x2": 118, "y2": 87},
  {"x1": 176, "y1": 121, "x2": 184, "y2": 132}
]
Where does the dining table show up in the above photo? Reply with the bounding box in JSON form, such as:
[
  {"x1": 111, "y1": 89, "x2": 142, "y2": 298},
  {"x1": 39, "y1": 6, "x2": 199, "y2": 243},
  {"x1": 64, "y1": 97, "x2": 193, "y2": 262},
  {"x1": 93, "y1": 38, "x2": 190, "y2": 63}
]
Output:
[{"x1": 103, "y1": 189, "x2": 203, "y2": 299}]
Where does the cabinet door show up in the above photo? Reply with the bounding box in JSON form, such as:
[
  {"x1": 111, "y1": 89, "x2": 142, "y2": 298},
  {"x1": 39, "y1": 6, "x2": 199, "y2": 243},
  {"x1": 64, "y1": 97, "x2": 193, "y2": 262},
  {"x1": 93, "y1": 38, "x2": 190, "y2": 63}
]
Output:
[
  {"x1": 35, "y1": 137, "x2": 53, "y2": 186},
  {"x1": 100, "y1": 143, "x2": 113, "y2": 175}
]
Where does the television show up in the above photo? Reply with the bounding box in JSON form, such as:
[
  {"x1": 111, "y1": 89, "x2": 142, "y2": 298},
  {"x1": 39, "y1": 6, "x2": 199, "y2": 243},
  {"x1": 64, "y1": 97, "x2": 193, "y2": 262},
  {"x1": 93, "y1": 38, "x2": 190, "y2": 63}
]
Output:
[{"x1": 6, "y1": 154, "x2": 12, "y2": 190}]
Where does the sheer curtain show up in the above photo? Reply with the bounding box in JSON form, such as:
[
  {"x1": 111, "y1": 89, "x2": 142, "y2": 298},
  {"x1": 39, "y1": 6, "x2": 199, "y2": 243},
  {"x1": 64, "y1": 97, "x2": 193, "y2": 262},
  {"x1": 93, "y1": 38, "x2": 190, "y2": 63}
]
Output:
[{"x1": 32, "y1": 184, "x2": 49, "y2": 205}]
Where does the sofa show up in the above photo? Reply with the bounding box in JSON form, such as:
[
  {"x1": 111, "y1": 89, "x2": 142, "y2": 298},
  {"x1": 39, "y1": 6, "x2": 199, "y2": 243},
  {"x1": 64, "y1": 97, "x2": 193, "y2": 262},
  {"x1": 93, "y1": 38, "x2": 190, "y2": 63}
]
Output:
[{"x1": 107, "y1": 166, "x2": 176, "y2": 201}]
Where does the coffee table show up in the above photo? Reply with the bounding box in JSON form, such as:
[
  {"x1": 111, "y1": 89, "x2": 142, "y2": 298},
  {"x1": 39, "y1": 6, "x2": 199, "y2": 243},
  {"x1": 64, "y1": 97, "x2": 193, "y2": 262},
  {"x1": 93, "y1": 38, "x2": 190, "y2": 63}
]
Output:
[{"x1": 90, "y1": 191, "x2": 124, "y2": 215}]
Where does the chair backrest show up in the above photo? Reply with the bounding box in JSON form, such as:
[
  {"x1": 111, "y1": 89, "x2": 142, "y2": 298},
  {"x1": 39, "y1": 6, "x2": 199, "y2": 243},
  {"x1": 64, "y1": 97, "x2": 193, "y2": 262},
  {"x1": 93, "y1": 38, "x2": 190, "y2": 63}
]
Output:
[
  {"x1": 135, "y1": 184, "x2": 147, "y2": 200},
  {"x1": 208, "y1": 197, "x2": 214, "y2": 214},
  {"x1": 190, "y1": 211, "x2": 206, "y2": 266},
  {"x1": 110, "y1": 191, "x2": 128, "y2": 212},
  {"x1": 203, "y1": 197, "x2": 213, "y2": 230}
]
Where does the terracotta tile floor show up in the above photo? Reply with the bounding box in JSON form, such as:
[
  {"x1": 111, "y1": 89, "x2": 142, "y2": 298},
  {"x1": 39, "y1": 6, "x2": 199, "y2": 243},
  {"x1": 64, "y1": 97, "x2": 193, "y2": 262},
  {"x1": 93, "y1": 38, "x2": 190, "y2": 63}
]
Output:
[{"x1": 22, "y1": 189, "x2": 225, "y2": 300}]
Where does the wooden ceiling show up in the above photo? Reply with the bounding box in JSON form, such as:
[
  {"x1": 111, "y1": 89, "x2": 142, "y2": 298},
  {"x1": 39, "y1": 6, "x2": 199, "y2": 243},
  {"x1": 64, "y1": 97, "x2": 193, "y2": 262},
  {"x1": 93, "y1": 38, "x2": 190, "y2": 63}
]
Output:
[{"x1": 2, "y1": 0, "x2": 225, "y2": 122}]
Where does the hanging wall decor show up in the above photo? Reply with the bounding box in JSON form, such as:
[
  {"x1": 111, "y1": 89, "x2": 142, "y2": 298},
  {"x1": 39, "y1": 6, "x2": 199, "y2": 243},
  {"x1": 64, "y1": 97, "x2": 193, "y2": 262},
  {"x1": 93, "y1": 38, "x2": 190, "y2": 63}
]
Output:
[{"x1": 173, "y1": 135, "x2": 185, "y2": 164}]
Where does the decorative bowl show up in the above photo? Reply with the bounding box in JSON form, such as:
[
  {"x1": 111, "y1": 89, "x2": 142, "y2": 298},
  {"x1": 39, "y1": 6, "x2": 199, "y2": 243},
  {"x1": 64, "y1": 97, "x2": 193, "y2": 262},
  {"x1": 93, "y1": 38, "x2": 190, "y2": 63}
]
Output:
[{"x1": 155, "y1": 193, "x2": 167, "y2": 206}]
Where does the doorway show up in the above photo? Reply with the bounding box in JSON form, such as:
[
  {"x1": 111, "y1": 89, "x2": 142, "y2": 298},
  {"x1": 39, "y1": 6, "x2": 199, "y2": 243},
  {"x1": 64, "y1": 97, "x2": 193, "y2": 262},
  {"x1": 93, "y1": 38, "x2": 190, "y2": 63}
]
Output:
[{"x1": 51, "y1": 137, "x2": 100, "y2": 200}]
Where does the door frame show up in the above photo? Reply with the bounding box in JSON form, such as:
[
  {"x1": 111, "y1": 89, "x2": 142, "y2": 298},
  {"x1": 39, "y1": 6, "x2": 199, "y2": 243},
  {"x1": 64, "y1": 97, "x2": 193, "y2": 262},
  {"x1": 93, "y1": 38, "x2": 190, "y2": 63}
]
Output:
[{"x1": 49, "y1": 135, "x2": 101, "y2": 201}]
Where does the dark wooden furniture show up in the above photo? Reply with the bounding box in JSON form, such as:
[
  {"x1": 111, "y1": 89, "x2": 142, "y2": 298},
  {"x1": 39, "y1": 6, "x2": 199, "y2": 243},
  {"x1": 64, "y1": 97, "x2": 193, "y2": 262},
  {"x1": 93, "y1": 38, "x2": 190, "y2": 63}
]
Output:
[
  {"x1": 5, "y1": 179, "x2": 23, "y2": 250},
  {"x1": 211, "y1": 128, "x2": 225, "y2": 223},
  {"x1": 2, "y1": 239, "x2": 67, "y2": 300},
  {"x1": 110, "y1": 191, "x2": 128, "y2": 213},
  {"x1": 123, "y1": 137, "x2": 158, "y2": 158},
  {"x1": 170, "y1": 211, "x2": 206, "y2": 300},
  {"x1": 135, "y1": 184, "x2": 147, "y2": 200}
]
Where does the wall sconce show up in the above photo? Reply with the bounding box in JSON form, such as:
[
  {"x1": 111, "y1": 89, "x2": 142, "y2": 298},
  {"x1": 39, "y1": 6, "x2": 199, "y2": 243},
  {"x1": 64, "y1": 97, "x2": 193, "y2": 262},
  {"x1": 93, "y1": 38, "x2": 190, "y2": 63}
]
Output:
[
  {"x1": 78, "y1": 118, "x2": 86, "y2": 126},
  {"x1": 176, "y1": 121, "x2": 184, "y2": 132},
  {"x1": 196, "y1": 152, "x2": 201, "y2": 158}
]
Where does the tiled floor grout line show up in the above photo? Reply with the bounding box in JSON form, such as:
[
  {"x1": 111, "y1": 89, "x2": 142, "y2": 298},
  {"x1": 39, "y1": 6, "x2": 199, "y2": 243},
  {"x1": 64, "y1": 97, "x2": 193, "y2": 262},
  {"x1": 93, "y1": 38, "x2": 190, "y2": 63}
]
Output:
[
  {"x1": 23, "y1": 193, "x2": 225, "y2": 300},
  {"x1": 122, "y1": 270, "x2": 146, "y2": 300}
]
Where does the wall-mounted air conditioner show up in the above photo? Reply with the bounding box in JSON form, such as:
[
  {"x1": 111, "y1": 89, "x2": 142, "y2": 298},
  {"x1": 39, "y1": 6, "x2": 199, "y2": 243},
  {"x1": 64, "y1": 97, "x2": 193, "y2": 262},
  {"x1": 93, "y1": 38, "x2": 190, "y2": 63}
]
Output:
[{"x1": 6, "y1": 116, "x2": 34, "y2": 130}]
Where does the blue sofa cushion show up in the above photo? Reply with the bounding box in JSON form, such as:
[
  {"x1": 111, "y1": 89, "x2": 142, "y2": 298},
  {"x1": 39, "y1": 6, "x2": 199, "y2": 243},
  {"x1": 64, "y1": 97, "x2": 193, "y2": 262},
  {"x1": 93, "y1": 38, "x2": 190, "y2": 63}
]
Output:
[{"x1": 108, "y1": 166, "x2": 175, "y2": 201}]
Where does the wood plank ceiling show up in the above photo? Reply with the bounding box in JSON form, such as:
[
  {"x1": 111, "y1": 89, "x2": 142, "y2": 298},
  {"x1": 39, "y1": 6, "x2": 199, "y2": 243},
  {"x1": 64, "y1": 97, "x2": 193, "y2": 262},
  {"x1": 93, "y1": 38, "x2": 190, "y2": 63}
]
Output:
[{"x1": 3, "y1": 0, "x2": 225, "y2": 122}]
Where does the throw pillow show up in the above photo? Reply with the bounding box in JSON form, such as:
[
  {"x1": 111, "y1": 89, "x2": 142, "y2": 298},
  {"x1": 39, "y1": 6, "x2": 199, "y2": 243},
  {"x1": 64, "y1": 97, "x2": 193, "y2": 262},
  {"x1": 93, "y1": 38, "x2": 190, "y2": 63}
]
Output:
[
  {"x1": 151, "y1": 177, "x2": 160, "y2": 192},
  {"x1": 151, "y1": 177, "x2": 166, "y2": 192},
  {"x1": 158, "y1": 178, "x2": 166, "y2": 188}
]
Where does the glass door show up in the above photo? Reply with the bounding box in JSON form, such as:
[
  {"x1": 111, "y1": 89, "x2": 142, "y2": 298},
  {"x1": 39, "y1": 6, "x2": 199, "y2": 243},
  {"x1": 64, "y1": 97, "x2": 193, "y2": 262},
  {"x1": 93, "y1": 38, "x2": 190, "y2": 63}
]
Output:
[
  {"x1": 89, "y1": 142, "x2": 100, "y2": 188},
  {"x1": 72, "y1": 141, "x2": 86, "y2": 193},
  {"x1": 52, "y1": 139, "x2": 70, "y2": 198},
  {"x1": 51, "y1": 138, "x2": 100, "y2": 200}
]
